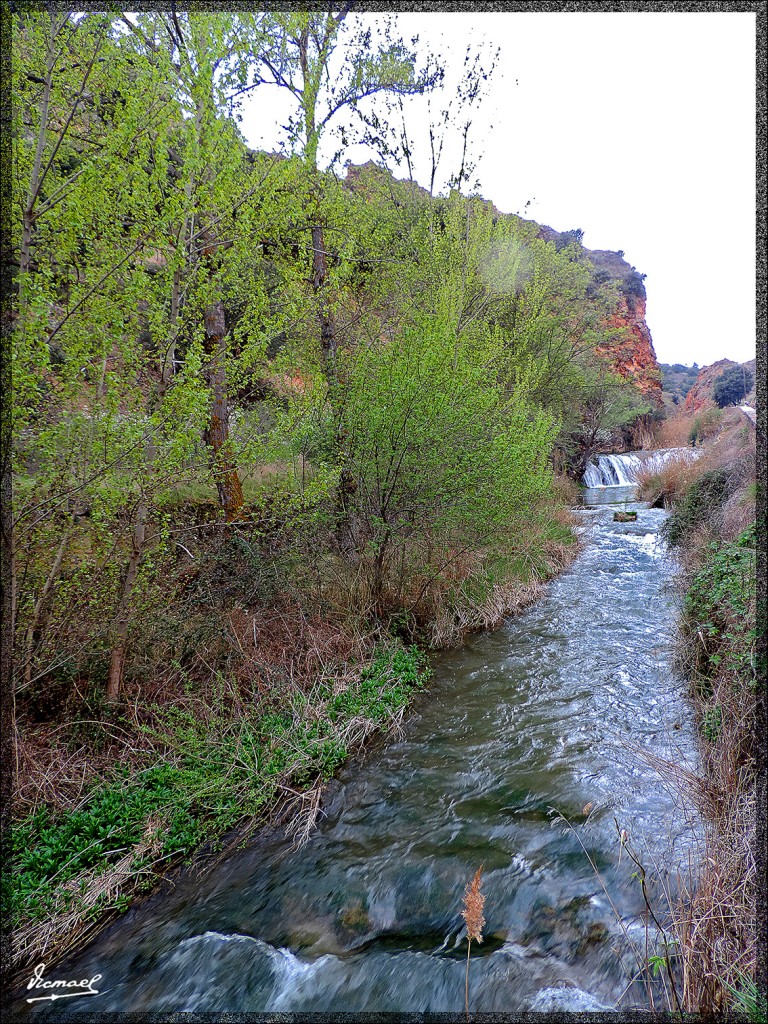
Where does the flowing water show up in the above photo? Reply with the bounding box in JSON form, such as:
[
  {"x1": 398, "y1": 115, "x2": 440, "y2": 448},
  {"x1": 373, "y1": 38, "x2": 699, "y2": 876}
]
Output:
[
  {"x1": 582, "y1": 447, "x2": 700, "y2": 489},
  {"x1": 19, "y1": 501, "x2": 700, "y2": 1016}
]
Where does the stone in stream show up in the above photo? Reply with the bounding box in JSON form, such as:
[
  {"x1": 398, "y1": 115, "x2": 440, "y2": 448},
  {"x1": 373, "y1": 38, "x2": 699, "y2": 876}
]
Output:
[{"x1": 613, "y1": 510, "x2": 638, "y2": 522}]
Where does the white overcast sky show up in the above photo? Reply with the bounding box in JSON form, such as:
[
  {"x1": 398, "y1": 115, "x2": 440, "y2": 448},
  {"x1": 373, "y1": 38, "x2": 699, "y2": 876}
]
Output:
[{"x1": 238, "y1": 10, "x2": 757, "y2": 368}]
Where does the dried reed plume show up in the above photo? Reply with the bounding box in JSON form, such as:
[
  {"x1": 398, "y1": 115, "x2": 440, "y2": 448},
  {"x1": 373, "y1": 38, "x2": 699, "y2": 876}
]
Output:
[{"x1": 462, "y1": 865, "x2": 485, "y2": 1019}]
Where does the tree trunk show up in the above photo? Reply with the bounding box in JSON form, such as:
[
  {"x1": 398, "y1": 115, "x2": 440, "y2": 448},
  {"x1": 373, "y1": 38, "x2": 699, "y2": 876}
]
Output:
[
  {"x1": 203, "y1": 298, "x2": 243, "y2": 519},
  {"x1": 311, "y1": 223, "x2": 337, "y2": 376},
  {"x1": 23, "y1": 525, "x2": 71, "y2": 686},
  {"x1": 106, "y1": 508, "x2": 146, "y2": 703}
]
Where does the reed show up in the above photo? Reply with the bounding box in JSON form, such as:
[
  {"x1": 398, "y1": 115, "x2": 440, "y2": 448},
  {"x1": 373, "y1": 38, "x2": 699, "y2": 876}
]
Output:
[{"x1": 461, "y1": 864, "x2": 485, "y2": 1020}]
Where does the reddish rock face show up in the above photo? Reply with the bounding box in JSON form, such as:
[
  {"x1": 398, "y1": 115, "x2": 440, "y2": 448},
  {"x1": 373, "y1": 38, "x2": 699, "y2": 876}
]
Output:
[
  {"x1": 595, "y1": 291, "x2": 663, "y2": 406},
  {"x1": 683, "y1": 359, "x2": 740, "y2": 414},
  {"x1": 578, "y1": 247, "x2": 663, "y2": 407}
]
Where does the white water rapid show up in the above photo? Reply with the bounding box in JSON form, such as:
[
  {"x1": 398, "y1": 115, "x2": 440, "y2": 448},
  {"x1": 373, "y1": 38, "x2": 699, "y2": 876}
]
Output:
[{"x1": 582, "y1": 447, "x2": 699, "y2": 489}]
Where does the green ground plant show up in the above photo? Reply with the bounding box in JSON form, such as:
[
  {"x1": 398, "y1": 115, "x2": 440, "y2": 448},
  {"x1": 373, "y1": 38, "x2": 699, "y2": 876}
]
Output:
[
  {"x1": 682, "y1": 524, "x2": 756, "y2": 687},
  {"x1": 9, "y1": 644, "x2": 429, "y2": 936},
  {"x1": 724, "y1": 977, "x2": 768, "y2": 1023}
]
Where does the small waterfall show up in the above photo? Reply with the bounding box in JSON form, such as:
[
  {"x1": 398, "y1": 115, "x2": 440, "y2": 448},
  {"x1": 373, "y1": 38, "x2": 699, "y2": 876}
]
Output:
[
  {"x1": 582, "y1": 447, "x2": 698, "y2": 488},
  {"x1": 583, "y1": 453, "x2": 642, "y2": 487}
]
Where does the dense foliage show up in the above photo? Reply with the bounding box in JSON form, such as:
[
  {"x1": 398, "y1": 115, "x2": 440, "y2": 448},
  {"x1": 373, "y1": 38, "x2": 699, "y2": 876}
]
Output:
[
  {"x1": 9, "y1": 9, "x2": 647, "y2": 707},
  {"x1": 683, "y1": 524, "x2": 757, "y2": 686},
  {"x1": 7, "y1": 8, "x2": 657, "y2": 970},
  {"x1": 712, "y1": 365, "x2": 753, "y2": 408}
]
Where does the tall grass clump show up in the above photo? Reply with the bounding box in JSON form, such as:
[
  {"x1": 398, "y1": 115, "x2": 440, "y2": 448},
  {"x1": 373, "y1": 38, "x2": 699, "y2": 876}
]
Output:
[{"x1": 635, "y1": 452, "x2": 702, "y2": 508}]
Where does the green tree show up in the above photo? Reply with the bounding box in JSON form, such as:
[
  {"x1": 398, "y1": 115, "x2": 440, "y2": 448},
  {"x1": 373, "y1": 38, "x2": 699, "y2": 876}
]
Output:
[
  {"x1": 11, "y1": 9, "x2": 183, "y2": 699},
  {"x1": 558, "y1": 366, "x2": 650, "y2": 479},
  {"x1": 339, "y1": 320, "x2": 555, "y2": 617},
  {"x1": 10, "y1": 10, "x2": 286, "y2": 700},
  {"x1": 255, "y1": 10, "x2": 440, "y2": 380},
  {"x1": 712, "y1": 365, "x2": 753, "y2": 408}
]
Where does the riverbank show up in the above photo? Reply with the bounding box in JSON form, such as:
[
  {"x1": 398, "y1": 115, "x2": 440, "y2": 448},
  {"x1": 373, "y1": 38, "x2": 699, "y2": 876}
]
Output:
[
  {"x1": 9, "y1": 495, "x2": 579, "y2": 984},
  {"x1": 10, "y1": 499, "x2": 695, "y2": 1014},
  {"x1": 637, "y1": 405, "x2": 761, "y2": 1017}
]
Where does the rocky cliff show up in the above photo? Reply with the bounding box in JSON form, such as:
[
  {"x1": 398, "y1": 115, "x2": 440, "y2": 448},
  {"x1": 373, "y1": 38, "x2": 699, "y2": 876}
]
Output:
[
  {"x1": 587, "y1": 251, "x2": 663, "y2": 407},
  {"x1": 536, "y1": 231, "x2": 663, "y2": 406}
]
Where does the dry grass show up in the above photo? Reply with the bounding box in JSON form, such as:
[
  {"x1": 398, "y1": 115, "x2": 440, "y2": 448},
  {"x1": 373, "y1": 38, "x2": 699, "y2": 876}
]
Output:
[
  {"x1": 634, "y1": 452, "x2": 703, "y2": 506},
  {"x1": 461, "y1": 865, "x2": 486, "y2": 943},
  {"x1": 675, "y1": 789, "x2": 758, "y2": 1014},
  {"x1": 424, "y1": 533, "x2": 578, "y2": 648},
  {"x1": 551, "y1": 473, "x2": 582, "y2": 507},
  {"x1": 720, "y1": 485, "x2": 756, "y2": 542},
  {"x1": 461, "y1": 865, "x2": 486, "y2": 1020},
  {"x1": 670, "y1": 668, "x2": 758, "y2": 1015},
  {"x1": 636, "y1": 411, "x2": 754, "y2": 512},
  {"x1": 647, "y1": 413, "x2": 695, "y2": 450},
  {"x1": 603, "y1": 717, "x2": 758, "y2": 1018},
  {"x1": 427, "y1": 576, "x2": 546, "y2": 648},
  {"x1": 15, "y1": 722, "x2": 154, "y2": 821}
]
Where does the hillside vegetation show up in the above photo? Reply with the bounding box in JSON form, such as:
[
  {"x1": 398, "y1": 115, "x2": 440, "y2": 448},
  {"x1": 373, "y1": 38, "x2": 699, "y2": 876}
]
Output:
[
  {"x1": 638, "y1": 406, "x2": 760, "y2": 1017},
  {"x1": 7, "y1": 10, "x2": 753, "y2": 998},
  {"x1": 659, "y1": 362, "x2": 701, "y2": 404}
]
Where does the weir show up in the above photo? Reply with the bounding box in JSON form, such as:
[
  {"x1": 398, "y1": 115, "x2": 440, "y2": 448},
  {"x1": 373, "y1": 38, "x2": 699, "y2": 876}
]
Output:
[{"x1": 582, "y1": 447, "x2": 700, "y2": 490}]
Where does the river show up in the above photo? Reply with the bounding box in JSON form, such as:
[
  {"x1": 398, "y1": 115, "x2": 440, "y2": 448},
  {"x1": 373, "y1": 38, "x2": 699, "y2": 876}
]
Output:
[{"x1": 18, "y1": 500, "x2": 700, "y2": 1015}]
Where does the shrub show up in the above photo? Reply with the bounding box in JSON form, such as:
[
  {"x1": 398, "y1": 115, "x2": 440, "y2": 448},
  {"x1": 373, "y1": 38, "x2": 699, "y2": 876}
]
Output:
[
  {"x1": 620, "y1": 268, "x2": 647, "y2": 301},
  {"x1": 664, "y1": 469, "x2": 731, "y2": 546},
  {"x1": 688, "y1": 407, "x2": 722, "y2": 446},
  {"x1": 340, "y1": 321, "x2": 556, "y2": 617}
]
